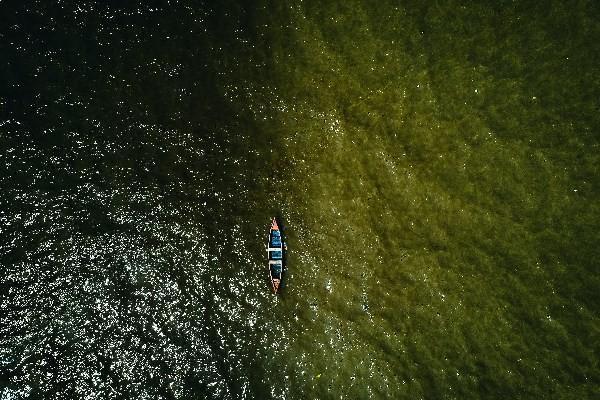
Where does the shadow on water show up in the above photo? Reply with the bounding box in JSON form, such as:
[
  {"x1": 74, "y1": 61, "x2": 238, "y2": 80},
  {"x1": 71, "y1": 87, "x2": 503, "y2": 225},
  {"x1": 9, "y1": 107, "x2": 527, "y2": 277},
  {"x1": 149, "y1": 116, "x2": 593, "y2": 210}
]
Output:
[{"x1": 1, "y1": 1, "x2": 289, "y2": 399}]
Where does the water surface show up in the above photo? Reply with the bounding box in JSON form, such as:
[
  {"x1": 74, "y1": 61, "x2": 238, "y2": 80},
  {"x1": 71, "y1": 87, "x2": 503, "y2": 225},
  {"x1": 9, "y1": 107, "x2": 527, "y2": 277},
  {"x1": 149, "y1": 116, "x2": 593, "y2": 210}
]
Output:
[{"x1": 1, "y1": 1, "x2": 599, "y2": 399}]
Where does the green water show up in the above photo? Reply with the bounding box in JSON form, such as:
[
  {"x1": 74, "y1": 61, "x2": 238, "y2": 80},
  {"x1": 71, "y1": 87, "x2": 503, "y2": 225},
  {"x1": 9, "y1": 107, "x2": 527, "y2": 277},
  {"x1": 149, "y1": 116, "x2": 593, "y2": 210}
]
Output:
[
  {"x1": 2, "y1": 0, "x2": 598, "y2": 398},
  {"x1": 225, "y1": 1, "x2": 600, "y2": 398}
]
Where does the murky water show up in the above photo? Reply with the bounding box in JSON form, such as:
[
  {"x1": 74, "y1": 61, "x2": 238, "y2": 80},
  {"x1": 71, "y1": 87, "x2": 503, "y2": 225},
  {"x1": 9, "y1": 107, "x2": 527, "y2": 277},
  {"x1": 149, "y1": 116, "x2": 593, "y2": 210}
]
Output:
[{"x1": 1, "y1": 1, "x2": 599, "y2": 399}]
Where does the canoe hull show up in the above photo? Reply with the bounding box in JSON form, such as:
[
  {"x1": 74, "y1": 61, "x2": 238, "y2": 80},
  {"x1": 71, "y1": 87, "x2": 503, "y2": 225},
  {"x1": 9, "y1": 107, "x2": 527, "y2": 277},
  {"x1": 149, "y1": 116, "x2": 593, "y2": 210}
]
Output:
[{"x1": 267, "y1": 217, "x2": 284, "y2": 294}]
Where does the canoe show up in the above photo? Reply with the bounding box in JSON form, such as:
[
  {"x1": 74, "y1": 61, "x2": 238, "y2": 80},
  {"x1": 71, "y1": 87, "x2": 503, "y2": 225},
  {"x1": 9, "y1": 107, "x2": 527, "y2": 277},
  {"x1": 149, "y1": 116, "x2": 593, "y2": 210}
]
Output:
[{"x1": 267, "y1": 217, "x2": 284, "y2": 293}]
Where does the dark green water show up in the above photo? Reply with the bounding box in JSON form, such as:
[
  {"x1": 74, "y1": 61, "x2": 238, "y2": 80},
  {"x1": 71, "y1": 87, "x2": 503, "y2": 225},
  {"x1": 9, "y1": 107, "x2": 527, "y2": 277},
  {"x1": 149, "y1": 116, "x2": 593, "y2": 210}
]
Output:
[{"x1": 1, "y1": 1, "x2": 599, "y2": 398}]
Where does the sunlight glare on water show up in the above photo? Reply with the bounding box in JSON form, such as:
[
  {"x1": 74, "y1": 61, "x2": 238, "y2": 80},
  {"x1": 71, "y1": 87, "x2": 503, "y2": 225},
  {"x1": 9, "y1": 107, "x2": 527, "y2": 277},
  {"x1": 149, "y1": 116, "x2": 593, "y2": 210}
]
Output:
[{"x1": 1, "y1": 1, "x2": 599, "y2": 399}]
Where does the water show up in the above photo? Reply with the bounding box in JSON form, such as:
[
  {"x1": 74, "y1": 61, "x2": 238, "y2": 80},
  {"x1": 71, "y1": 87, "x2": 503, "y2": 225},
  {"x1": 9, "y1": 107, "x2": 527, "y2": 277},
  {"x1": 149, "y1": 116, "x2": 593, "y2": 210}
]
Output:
[{"x1": 1, "y1": 1, "x2": 599, "y2": 399}]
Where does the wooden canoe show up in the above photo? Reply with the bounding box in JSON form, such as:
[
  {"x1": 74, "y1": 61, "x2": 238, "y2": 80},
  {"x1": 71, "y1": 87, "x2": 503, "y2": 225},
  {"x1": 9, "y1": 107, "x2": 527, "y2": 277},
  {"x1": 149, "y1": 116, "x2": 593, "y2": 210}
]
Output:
[{"x1": 267, "y1": 217, "x2": 284, "y2": 293}]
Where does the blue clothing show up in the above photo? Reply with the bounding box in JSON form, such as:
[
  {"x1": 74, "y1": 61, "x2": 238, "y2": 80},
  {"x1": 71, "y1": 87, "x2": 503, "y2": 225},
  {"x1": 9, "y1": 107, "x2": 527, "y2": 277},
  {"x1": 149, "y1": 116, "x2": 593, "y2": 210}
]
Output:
[
  {"x1": 271, "y1": 231, "x2": 282, "y2": 246},
  {"x1": 271, "y1": 263, "x2": 282, "y2": 275}
]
